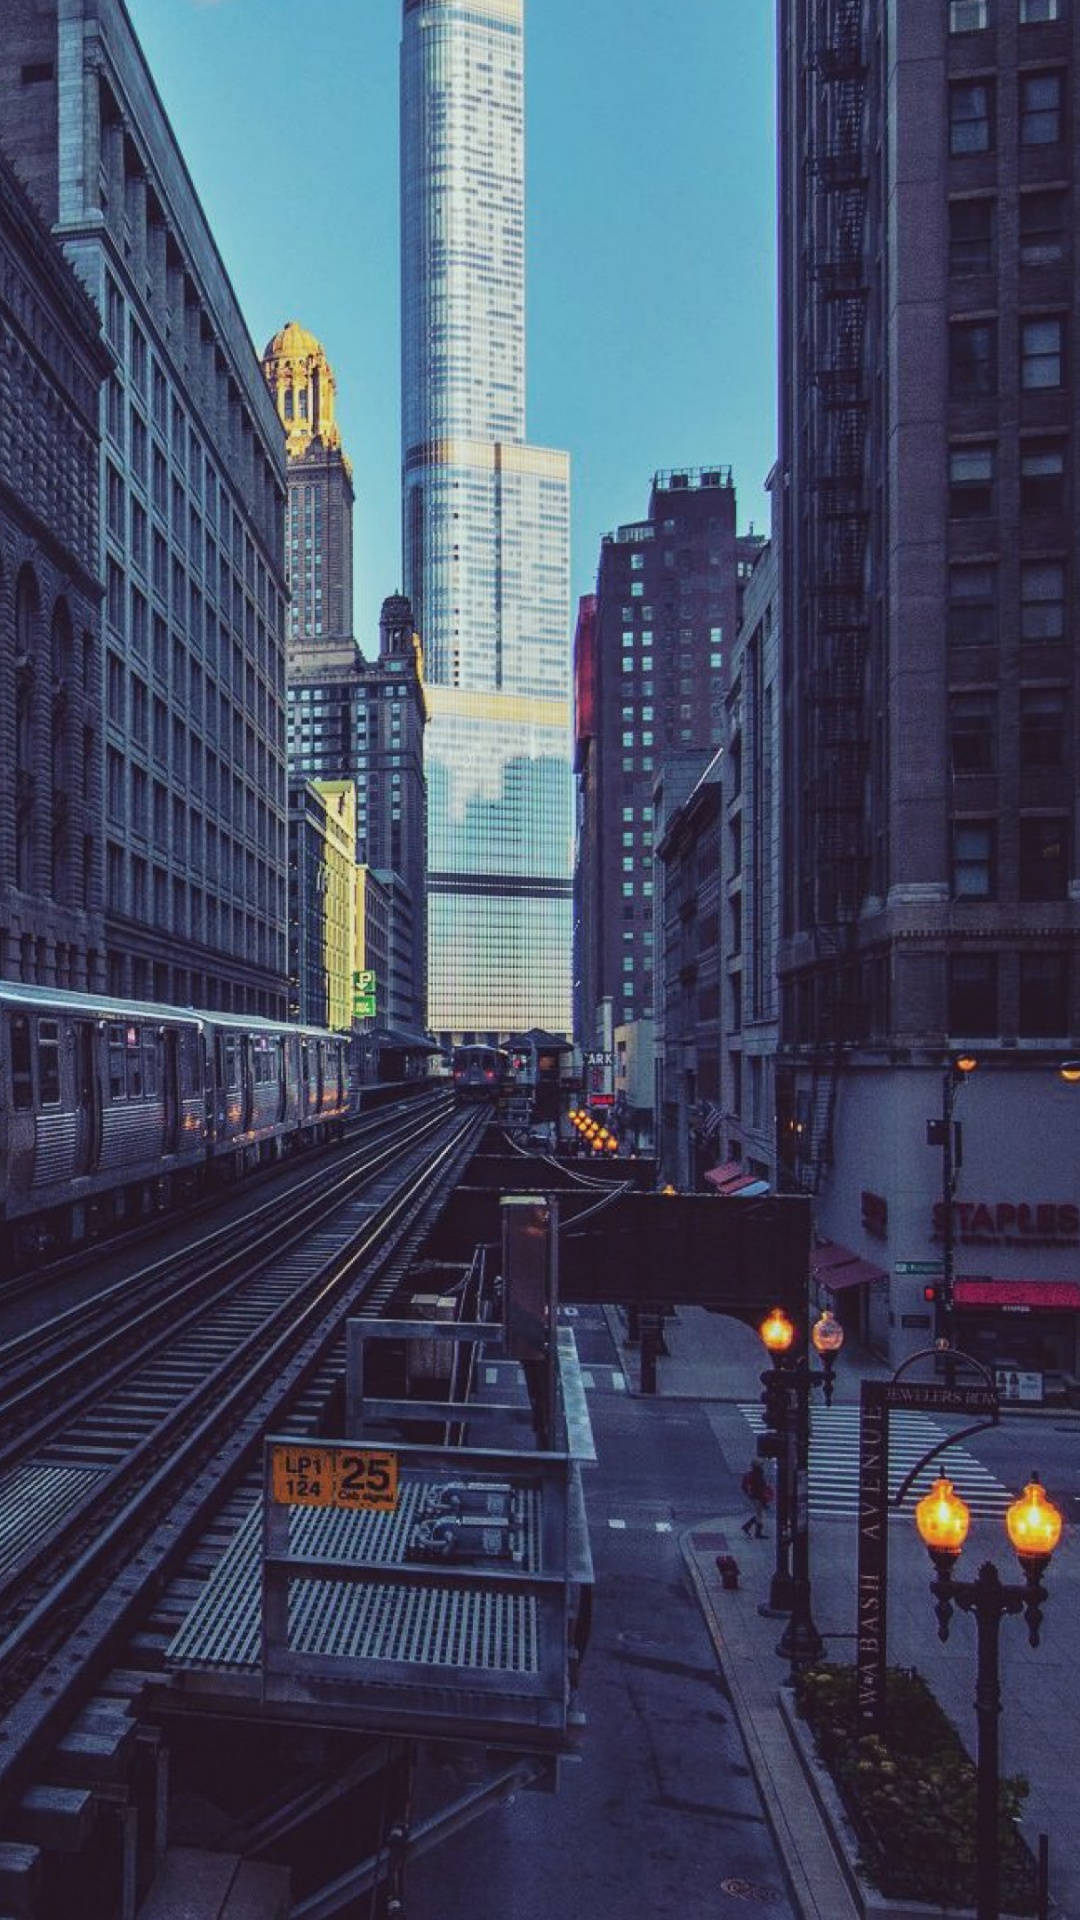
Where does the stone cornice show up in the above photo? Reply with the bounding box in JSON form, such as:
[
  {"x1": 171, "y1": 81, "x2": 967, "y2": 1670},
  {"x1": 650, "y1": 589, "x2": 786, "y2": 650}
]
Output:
[{"x1": 0, "y1": 140, "x2": 110, "y2": 375}]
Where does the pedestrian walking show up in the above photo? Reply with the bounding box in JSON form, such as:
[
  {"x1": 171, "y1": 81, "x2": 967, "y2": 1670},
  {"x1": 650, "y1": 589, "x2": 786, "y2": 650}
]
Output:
[{"x1": 741, "y1": 1458, "x2": 772, "y2": 1537}]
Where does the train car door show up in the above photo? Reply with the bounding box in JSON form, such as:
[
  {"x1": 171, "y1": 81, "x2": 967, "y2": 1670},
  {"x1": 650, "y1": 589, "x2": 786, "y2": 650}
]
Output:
[
  {"x1": 72, "y1": 1021, "x2": 101, "y2": 1175},
  {"x1": 241, "y1": 1036, "x2": 254, "y2": 1132},
  {"x1": 276, "y1": 1036, "x2": 287, "y2": 1123},
  {"x1": 162, "y1": 1028, "x2": 181, "y2": 1153}
]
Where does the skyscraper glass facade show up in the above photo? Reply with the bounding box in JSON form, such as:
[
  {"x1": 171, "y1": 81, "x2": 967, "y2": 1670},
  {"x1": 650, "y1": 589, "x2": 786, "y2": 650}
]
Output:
[{"x1": 401, "y1": 0, "x2": 572, "y2": 1041}]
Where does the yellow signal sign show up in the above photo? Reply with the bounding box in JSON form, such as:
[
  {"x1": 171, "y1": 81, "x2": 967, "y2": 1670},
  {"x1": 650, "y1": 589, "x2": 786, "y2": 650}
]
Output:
[{"x1": 270, "y1": 1444, "x2": 399, "y2": 1511}]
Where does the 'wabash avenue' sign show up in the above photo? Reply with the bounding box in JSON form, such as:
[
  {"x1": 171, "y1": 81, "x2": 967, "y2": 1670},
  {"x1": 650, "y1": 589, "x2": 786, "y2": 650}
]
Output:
[
  {"x1": 857, "y1": 1378, "x2": 997, "y2": 1731},
  {"x1": 270, "y1": 1443, "x2": 398, "y2": 1511}
]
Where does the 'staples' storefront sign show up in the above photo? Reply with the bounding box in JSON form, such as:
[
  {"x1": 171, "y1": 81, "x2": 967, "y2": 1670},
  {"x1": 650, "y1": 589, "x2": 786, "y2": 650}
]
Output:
[{"x1": 932, "y1": 1200, "x2": 1079, "y2": 1249}]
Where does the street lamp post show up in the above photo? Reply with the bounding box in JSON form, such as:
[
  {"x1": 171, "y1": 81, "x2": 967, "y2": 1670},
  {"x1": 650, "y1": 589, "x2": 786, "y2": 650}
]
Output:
[
  {"x1": 757, "y1": 1307, "x2": 844, "y2": 1674},
  {"x1": 759, "y1": 1307, "x2": 796, "y2": 1615},
  {"x1": 915, "y1": 1473, "x2": 1062, "y2": 1920},
  {"x1": 929, "y1": 1054, "x2": 978, "y2": 1357}
]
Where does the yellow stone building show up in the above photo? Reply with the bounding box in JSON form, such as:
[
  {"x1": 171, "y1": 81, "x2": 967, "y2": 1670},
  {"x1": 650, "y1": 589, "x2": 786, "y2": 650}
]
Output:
[{"x1": 312, "y1": 781, "x2": 358, "y2": 1032}]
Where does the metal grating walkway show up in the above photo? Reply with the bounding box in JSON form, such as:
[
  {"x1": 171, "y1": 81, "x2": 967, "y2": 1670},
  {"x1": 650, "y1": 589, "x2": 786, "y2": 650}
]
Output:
[
  {"x1": 0, "y1": 1462, "x2": 107, "y2": 1578},
  {"x1": 168, "y1": 1479, "x2": 544, "y2": 1677}
]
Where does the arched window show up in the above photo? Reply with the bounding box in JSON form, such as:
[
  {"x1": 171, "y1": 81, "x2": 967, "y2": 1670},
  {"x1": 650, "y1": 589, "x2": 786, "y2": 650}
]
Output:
[
  {"x1": 14, "y1": 567, "x2": 40, "y2": 892},
  {"x1": 51, "y1": 599, "x2": 74, "y2": 900}
]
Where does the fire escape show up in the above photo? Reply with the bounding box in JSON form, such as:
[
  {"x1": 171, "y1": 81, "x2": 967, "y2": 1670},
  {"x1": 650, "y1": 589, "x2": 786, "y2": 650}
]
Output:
[{"x1": 790, "y1": 0, "x2": 872, "y2": 1193}]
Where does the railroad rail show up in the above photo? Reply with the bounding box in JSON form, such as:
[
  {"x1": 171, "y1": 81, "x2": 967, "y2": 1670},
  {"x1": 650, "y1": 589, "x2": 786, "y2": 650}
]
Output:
[{"x1": 0, "y1": 1101, "x2": 487, "y2": 1862}]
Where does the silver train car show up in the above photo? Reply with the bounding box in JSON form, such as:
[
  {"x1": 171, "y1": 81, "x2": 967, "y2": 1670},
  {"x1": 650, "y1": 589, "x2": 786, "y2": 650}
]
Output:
[
  {"x1": 450, "y1": 1044, "x2": 511, "y2": 1102},
  {"x1": 0, "y1": 981, "x2": 351, "y2": 1266}
]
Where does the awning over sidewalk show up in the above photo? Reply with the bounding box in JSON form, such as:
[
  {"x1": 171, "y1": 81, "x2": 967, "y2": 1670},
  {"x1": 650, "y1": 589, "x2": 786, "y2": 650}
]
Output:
[
  {"x1": 704, "y1": 1162, "x2": 770, "y2": 1197},
  {"x1": 811, "y1": 1241, "x2": 887, "y2": 1292},
  {"x1": 704, "y1": 1161, "x2": 742, "y2": 1190},
  {"x1": 954, "y1": 1278, "x2": 1080, "y2": 1312}
]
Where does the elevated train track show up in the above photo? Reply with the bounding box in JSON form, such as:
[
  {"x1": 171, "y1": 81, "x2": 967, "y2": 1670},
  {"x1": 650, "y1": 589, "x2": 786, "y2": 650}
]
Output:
[{"x1": 0, "y1": 1099, "x2": 489, "y2": 1917}]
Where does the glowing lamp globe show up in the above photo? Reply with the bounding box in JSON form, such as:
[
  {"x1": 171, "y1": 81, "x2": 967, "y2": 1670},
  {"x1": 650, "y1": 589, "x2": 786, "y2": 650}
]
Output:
[
  {"x1": 760, "y1": 1307, "x2": 795, "y2": 1354},
  {"x1": 1006, "y1": 1478, "x2": 1062, "y2": 1563},
  {"x1": 915, "y1": 1478, "x2": 970, "y2": 1557},
  {"x1": 811, "y1": 1309, "x2": 845, "y2": 1356}
]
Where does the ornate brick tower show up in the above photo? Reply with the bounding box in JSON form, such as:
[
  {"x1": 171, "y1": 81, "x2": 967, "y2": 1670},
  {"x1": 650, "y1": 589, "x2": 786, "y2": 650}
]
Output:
[{"x1": 261, "y1": 320, "x2": 355, "y2": 658}]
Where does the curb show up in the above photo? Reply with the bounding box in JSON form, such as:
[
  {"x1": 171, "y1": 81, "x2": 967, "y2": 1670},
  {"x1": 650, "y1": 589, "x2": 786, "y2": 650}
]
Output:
[{"x1": 681, "y1": 1525, "x2": 862, "y2": 1920}]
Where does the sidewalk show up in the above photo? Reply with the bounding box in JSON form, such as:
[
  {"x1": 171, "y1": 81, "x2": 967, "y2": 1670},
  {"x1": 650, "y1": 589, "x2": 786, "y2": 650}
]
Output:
[{"x1": 604, "y1": 1304, "x2": 1077, "y2": 1920}]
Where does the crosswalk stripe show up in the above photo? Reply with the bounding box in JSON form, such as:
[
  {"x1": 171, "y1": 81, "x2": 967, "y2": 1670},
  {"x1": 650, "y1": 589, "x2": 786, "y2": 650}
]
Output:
[{"x1": 738, "y1": 1403, "x2": 1012, "y2": 1517}]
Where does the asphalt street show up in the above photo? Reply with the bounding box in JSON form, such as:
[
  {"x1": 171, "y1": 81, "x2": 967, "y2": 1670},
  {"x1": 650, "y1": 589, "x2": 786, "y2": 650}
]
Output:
[
  {"x1": 410, "y1": 1301, "x2": 1080, "y2": 1920},
  {"x1": 406, "y1": 1303, "x2": 796, "y2": 1920}
]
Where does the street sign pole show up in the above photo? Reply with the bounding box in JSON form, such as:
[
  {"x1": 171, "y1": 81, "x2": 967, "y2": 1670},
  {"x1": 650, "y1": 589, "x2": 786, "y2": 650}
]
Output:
[{"x1": 856, "y1": 1366, "x2": 998, "y2": 1732}]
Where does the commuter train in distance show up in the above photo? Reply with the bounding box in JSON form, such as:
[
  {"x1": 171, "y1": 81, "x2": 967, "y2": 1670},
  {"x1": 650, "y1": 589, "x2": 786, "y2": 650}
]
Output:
[
  {"x1": 450, "y1": 1044, "x2": 511, "y2": 1102},
  {"x1": 0, "y1": 980, "x2": 352, "y2": 1270}
]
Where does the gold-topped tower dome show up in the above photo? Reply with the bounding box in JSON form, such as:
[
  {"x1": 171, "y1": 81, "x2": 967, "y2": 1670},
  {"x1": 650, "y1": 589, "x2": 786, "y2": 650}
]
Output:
[{"x1": 261, "y1": 320, "x2": 345, "y2": 461}]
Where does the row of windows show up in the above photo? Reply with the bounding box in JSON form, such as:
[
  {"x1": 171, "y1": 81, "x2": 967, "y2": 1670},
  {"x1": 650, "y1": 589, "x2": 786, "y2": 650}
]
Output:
[
  {"x1": 950, "y1": 72, "x2": 1068, "y2": 154},
  {"x1": 951, "y1": 554, "x2": 1067, "y2": 638},
  {"x1": 951, "y1": 0, "x2": 1063, "y2": 29},
  {"x1": 952, "y1": 815, "x2": 1070, "y2": 896},
  {"x1": 950, "y1": 191, "x2": 1067, "y2": 273},
  {"x1": 949, "y1": 443, "x2": 1071, "y2": 530},
  {"x1": 949, "y1": 314, "x2": 1066, "y2": 395},
  {"x1": 948, "y1": 951, "x2": 1070, "y2": 1039},
  {"x1": 950, "y1": 686, "x2": 1068, "y2": 766}
]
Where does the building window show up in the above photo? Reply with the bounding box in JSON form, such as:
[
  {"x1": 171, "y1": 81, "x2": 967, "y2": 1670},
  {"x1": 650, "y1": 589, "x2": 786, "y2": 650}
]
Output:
[
  {"x1": 1019, "y1": 190, "x2": 1066, "y2": 266},
  {"x1": 1020, "y1": 440, "x2": 1066, "y2": 513},
  {"x1": 1019, "y1": 816, "x2": 1069, "y2": 897},
  {"x1": 952, "y1": 821, "x2": 995, "y2": 897},
  {"x1": 1020, "y1": 0, "x2": 1062, "y2": 16},
  {"x1": 948, "y1": 445, "x2": 995, "y2": 516},
  {"x1": 1021, "y1": 317, "x2": 1064, "y2": 388},
  {"x1": 949, "y1": 692, "x2": 996, "y2": 771},
  {"x1": 1020, "y1": 71, "x2": 1064, "y2": 145},
  {"x1": 949, "y1": 81, "x2": 994, "y2": 153},
  {"x1": 950, "y1": 0, "x2": 991, "y2": 23},
  {"x1": 1019, "y1": 953, "x2": 1068, "y2": 1036},
  {"x1": 1020, "y1": 560, "x2": 1065, "y2": 639},
  {"x1": 949, "y1": 320, "x2": 997, "y2": 397},
  {"x1": 949, "y1": 954, "x2": 998, "y2": 1033},
  {"x1": 949, "y1": 563, "x2": 997, "y2": 642},
  {"x1": 1019, "y1": 687, "x2": 1066, "y2": 766},
  {"x1": 949, "y1": 198, "x2": 995, "y2": 273}
]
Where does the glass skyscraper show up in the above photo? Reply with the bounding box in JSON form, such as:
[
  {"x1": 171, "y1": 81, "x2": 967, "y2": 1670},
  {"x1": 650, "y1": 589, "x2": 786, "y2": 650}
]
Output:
[{"x1": 400, "y1": 0, "x2": 572, "y2": 1043}]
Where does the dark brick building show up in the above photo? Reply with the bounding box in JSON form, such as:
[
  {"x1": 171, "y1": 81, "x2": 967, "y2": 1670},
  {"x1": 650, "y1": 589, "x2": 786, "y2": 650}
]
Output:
[
  {"x1": 0, "y1": 138, "x2": 111, "y2": 990},
  {"x1": 2, "y1": 0, "x2": 291, "y2": 1014},
  {"x1": 573, "y1": 467, "x2": 763, "y2": 1050},
  {"x1": 777, "y1": 0, "x2": 1080, "y2": 1368}
]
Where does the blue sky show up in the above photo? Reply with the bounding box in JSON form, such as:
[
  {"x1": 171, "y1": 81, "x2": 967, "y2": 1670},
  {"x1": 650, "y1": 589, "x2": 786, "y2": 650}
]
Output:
[{"x1": 125, "y1": 0, "x2": 777, "y2": 647}]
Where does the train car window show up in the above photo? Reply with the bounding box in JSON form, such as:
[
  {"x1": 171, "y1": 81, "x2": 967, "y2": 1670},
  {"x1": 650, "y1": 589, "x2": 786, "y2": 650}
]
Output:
[
  {"x1": 108, "y1": 1024, "x2": 126, "y2": 1098},
  {"x1": 38, "y1": 1020, "x2": 62, "y2": 1106},
  {"x1": 143, "y1": 1035, "x2": 159, "y2": 1097},
  {"x1": 10, "y1": 1017, "x2": 33, "y2": 1109},
  {"x1": 126, "y1": 1026, "x2": 143, "y2": 1099},
  {"x1": 223, "y1": 1035, "x2": 238, "y2": 1087}
]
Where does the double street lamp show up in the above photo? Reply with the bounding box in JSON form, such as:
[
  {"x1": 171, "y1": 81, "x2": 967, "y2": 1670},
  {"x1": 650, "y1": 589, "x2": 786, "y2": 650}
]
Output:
[
  {"x1": 915, "y1": 1473, "x2": 1063, "y2": 1920},
  {"x1": 758, "y1": 1305, "x2": 844, "y2": 1674}
]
